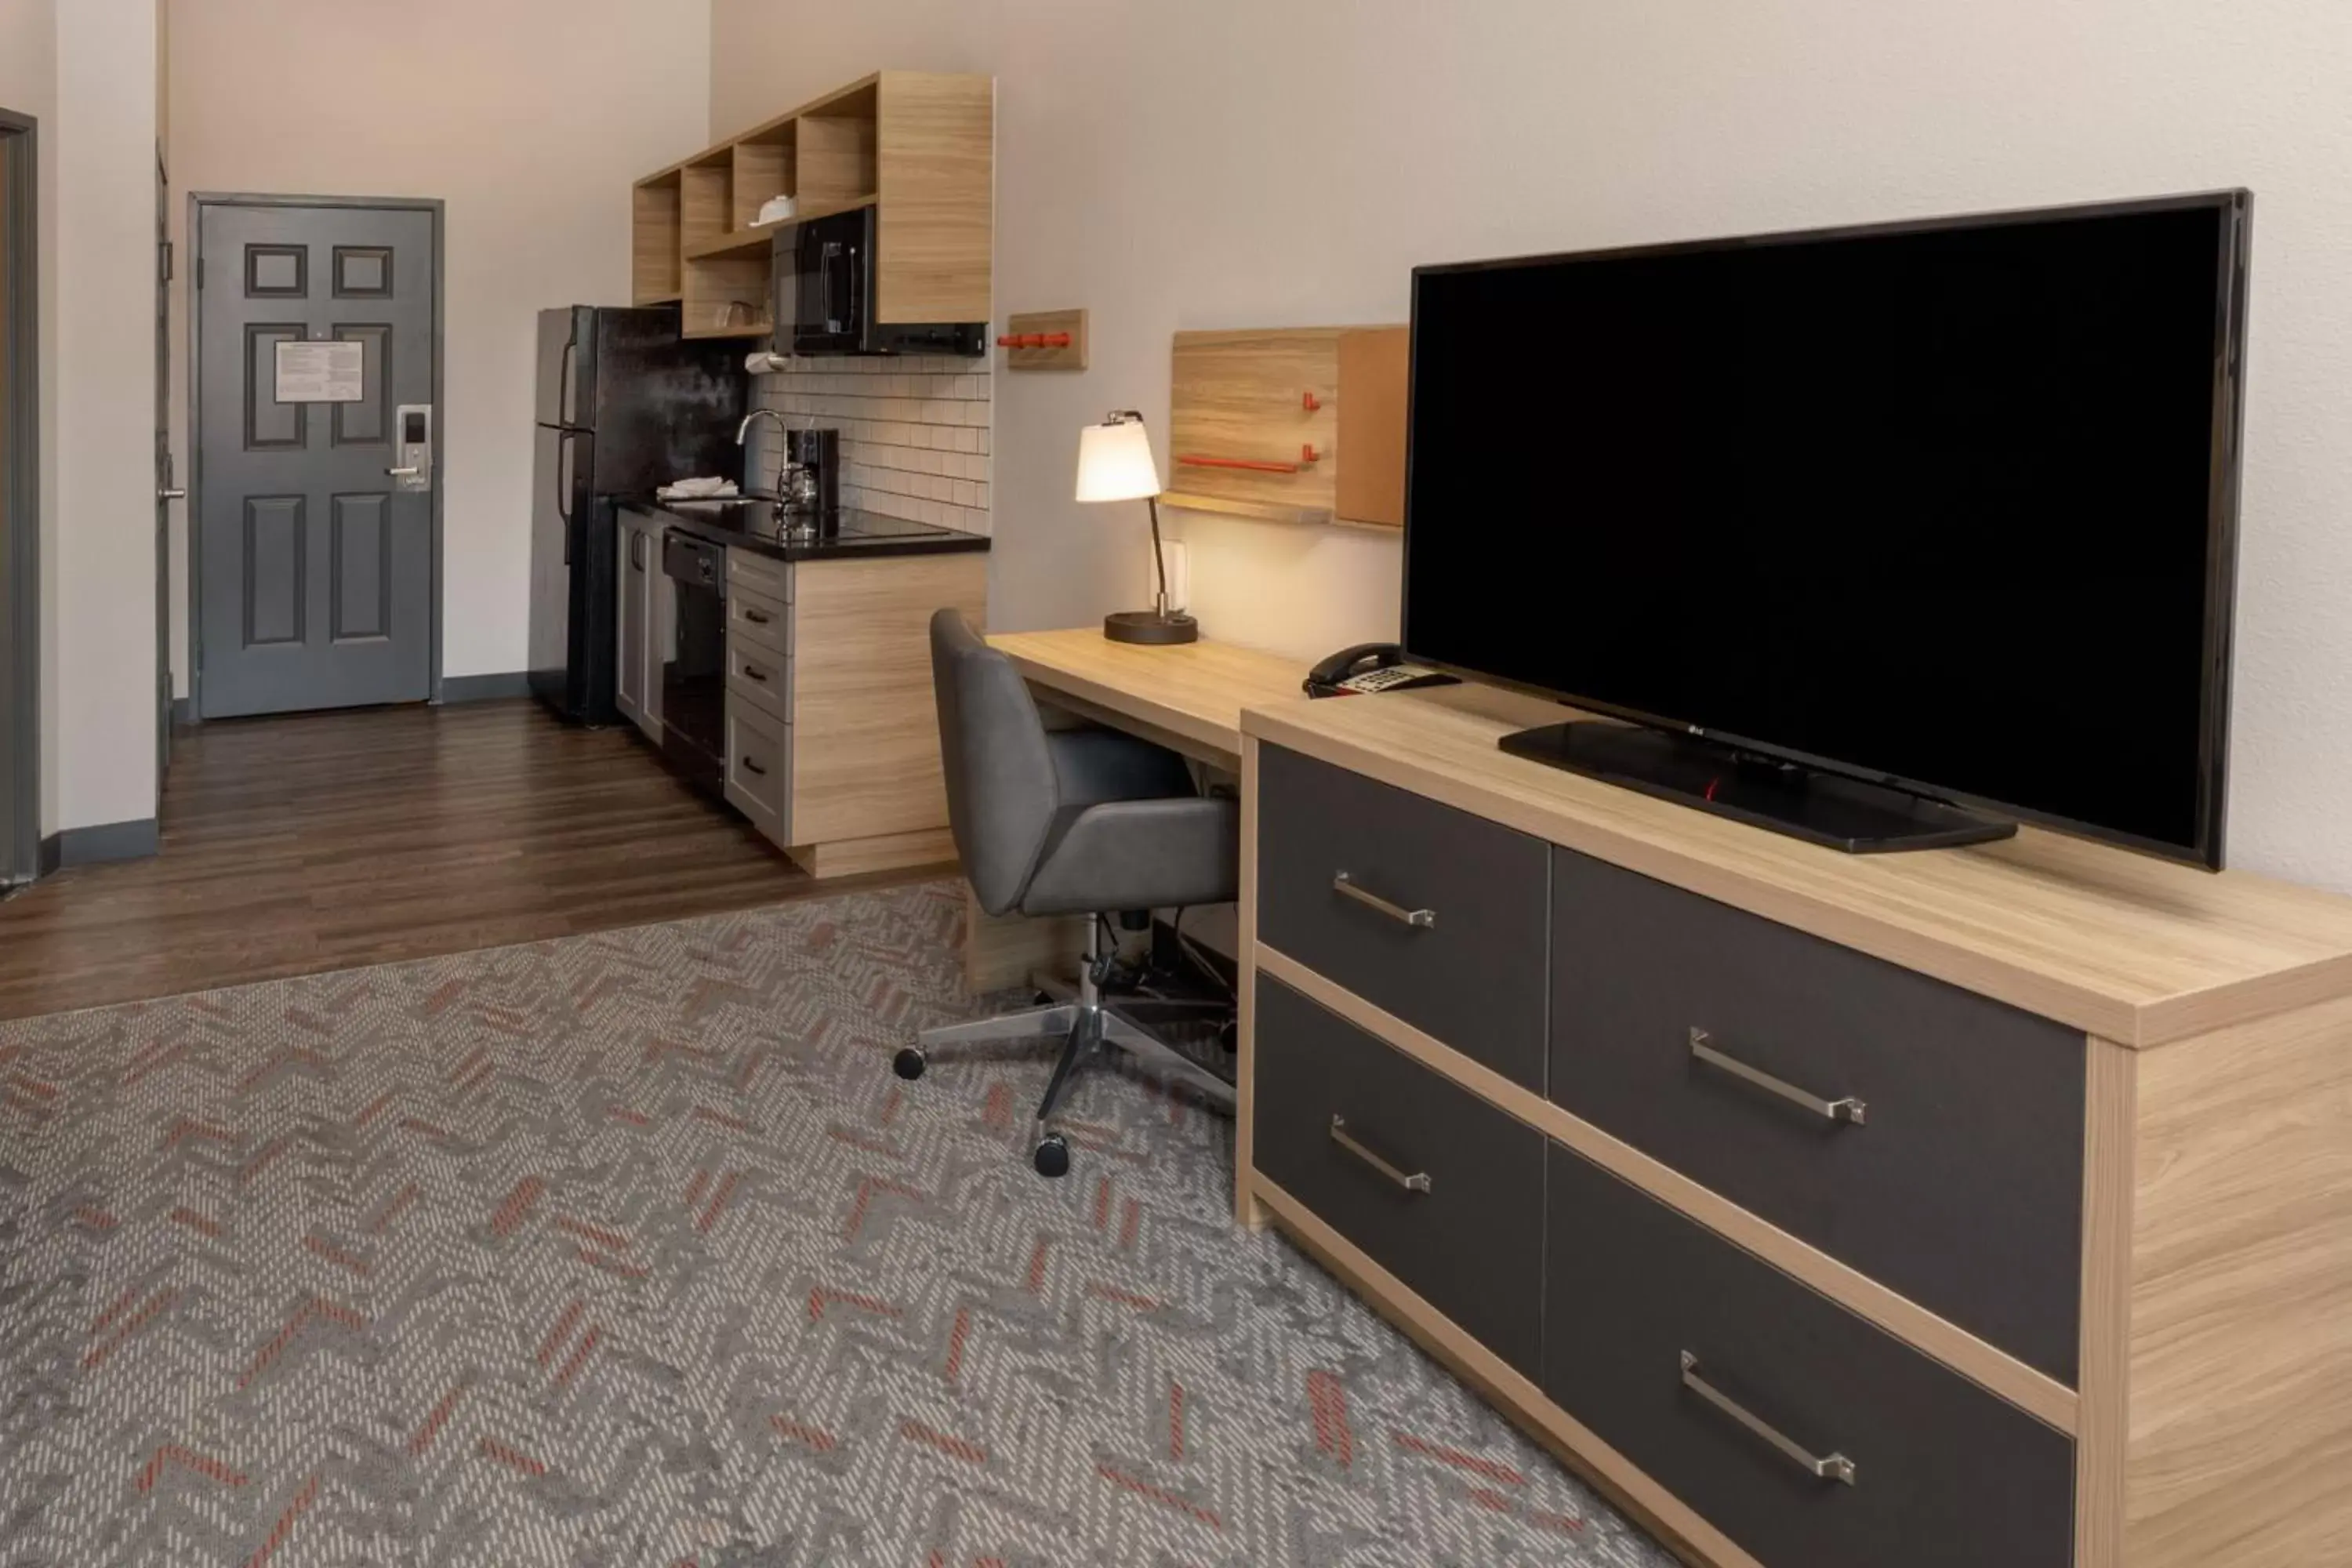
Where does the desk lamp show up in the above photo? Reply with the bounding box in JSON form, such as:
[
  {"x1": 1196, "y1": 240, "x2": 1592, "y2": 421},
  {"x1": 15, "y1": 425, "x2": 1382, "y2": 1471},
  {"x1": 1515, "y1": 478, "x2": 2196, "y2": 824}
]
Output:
[{"x1": 1077, "y1": 410, "x2": 1196, "y2": 644}]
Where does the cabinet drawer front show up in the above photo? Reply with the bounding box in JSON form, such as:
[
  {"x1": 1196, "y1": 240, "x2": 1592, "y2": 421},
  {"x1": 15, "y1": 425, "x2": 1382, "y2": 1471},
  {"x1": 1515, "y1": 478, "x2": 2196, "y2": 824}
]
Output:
[
  {"x1": 1545, "y1": 1145, "x2": 2074, "y2": 1568},
  {"x1": 727, "y1": 644, "x2": 791, "y2": 725},
  {"x1": 1254, "y1": 976, "x2": 1544, "y2": 1376},
  {"x1": 1258, "y1": 744, "x2": 1549, "y2": 1090},
  {"x1": 1550, "y1": 851, "x2": 2083, "y2": 1383},
  {"x1": 728, "y1": 583, "x2": 790, "y2": 655},
  {"x1": 723, "y1": 696, "x2": 790, "y2": 838},
  {"x1": 725, "y1": 547, "x2": 793, "y2": 604}
]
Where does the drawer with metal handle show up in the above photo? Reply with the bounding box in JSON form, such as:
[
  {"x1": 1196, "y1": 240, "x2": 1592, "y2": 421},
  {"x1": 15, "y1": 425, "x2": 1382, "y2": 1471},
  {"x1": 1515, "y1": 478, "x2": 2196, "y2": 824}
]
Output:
[
  {"x1": 1544, "y1": 1142, "x2": 2074, "y2": 1568},
  {"x1": 722, "y1": 694, "x2": 790, "y2": 842},
  {"x1": 1548, "y1": 848, "x2": 2085, "y2": 1384},
  {"x1": 724, "y1": 546, "x2": 793, "y2": 604},
  {"x1": 1252, "y1": 975, "x2": 1544, "y2": 1376},
  {"x1": 727, "y1": 582, "x2": 789, "y2": 655},
  {"x1": 1257, "y1": 742, "x2": 1550, "y2": 1090},
  {"x1": 727, "y1": 643, "x2": 790, "y2": 726}
]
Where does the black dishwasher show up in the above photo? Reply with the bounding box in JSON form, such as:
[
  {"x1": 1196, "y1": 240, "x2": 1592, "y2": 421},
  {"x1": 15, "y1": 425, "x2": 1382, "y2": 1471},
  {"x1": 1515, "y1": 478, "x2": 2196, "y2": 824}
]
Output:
[{"x1": 660, "y1": 533, "x2": 728, "y2": 793}]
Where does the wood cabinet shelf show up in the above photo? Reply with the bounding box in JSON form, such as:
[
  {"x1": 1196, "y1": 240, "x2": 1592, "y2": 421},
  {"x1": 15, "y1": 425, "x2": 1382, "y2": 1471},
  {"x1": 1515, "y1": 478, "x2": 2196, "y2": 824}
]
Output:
[
  {"x1": 633, "y1": 72, "x2": 991, "y2": 339},
  {"x1": 681, "y1": 318, "x2": 774, "y2": 341},
  {"x1": 680, "y1": 195, "x2": 880, "y2": 263}
]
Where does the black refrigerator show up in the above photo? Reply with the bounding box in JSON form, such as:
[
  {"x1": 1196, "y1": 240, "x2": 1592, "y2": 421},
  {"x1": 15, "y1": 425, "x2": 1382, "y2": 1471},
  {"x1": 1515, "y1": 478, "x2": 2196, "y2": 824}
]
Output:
[{"x1": 527, "y1": 307, "x2": 746, "y2": 725}]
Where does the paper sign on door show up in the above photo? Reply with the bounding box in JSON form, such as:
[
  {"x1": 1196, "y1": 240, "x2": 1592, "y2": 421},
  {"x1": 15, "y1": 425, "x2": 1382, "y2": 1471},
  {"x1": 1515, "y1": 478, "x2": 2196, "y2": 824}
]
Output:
[{"x1": 274, "y1": 340, "x2": 365, "y2": 403}]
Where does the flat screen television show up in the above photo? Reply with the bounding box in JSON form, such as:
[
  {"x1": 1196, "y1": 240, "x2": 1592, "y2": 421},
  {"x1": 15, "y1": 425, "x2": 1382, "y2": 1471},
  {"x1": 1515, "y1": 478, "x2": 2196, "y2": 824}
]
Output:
[{"x1": 1402, "y1": 191, "x2": 2251, "y2": 868}]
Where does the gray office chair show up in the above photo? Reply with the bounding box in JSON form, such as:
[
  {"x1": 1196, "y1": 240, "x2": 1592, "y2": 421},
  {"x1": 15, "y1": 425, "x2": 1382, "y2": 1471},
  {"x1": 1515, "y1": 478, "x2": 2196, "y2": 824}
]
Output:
[{"x1": 897, "y1": 610, "x2": 1239, "y2": 1177}]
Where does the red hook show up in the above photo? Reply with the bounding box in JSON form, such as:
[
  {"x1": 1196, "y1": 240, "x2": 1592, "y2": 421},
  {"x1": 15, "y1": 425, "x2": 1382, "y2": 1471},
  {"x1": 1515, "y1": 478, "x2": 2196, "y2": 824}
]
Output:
[{"x1": 1302, "y1": 391, "x2": 1323, "y2": 412}]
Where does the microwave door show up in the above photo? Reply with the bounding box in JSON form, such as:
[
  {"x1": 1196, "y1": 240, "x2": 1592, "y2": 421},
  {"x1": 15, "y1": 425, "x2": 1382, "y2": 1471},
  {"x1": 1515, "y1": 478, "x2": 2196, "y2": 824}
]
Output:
[
  {"x1": 822, "y1": 238, "x2": 851, "y2": 336},
  {"x1": 771, "y1": 223, "x2": 806, "y2": 351}
]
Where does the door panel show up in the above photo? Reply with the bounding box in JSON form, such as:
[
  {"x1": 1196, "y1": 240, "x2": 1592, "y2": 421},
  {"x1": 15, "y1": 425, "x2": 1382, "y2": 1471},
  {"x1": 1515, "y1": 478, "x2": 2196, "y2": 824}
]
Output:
[
  {"x1": 331, "y1": 494, "x2": 391, "y2": 641},
  {"x1": 196, "y1": 201, "x2": 435, "y2": 718},
  {"x1": 242, "y1": 497, "x2": 305, "y2": 645},
  {"x1": 332, "y1": 323, "x2": 391, "y2": 445}
]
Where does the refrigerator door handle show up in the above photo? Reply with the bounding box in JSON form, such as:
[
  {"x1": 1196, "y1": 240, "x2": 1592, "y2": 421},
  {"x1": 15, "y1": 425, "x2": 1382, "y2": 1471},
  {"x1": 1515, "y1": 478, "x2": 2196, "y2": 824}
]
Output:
[
  {"x1": 556, "y1": 428, "x2": 587, "y2": 563},
  {"x1": 559, "y1": 318, "x2": 581, "y2": 428}
]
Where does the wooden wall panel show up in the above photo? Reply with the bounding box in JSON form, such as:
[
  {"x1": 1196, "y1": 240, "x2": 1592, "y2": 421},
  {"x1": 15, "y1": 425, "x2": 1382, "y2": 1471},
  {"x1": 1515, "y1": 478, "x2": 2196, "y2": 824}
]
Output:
[{"x1": 1336, "y1": 325, "x2": 1409, "y2": 527}]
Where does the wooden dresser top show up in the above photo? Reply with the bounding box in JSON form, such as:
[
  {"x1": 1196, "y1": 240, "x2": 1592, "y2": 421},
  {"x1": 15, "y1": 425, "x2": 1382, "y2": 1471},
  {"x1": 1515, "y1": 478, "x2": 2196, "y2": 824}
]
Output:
[{"x1": 1245, "y1": 685, "x2": 2352, "y2": 1047}]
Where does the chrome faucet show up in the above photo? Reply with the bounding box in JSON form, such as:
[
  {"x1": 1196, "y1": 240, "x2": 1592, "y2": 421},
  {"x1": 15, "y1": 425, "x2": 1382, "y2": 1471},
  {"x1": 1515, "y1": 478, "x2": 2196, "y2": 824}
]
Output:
[
  {"x1": 735, "y1": 408, "x2": 794, "y2": 499},
  {"x1": 735, "y1": 407, "x2": 790, "y2": 445}
]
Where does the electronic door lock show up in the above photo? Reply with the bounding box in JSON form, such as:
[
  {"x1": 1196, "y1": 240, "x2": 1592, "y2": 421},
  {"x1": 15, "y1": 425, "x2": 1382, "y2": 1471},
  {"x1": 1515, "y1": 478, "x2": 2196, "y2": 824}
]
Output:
[{"x1": 389, "y1": 405, "x2": 434, "y2": 492}]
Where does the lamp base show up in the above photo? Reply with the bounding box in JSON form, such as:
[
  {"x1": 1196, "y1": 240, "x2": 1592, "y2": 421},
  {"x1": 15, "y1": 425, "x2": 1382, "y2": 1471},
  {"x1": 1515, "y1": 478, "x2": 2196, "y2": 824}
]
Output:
[{"x1": 1103, "y1": 608, "x2": 1199, "y2": 645}]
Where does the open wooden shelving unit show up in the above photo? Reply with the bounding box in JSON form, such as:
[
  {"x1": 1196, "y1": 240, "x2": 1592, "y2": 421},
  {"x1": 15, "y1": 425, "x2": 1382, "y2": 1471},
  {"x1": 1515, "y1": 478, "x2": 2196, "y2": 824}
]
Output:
[{"x1": 633, "y1": 71, "x2": 993, "y2": 342}]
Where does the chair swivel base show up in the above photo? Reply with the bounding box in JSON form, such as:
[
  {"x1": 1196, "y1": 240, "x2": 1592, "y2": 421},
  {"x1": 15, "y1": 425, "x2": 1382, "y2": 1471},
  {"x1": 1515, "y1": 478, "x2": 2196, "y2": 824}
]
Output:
[{"x1": 896, "y1": 960, "x2": 1235, "y2": 1178}]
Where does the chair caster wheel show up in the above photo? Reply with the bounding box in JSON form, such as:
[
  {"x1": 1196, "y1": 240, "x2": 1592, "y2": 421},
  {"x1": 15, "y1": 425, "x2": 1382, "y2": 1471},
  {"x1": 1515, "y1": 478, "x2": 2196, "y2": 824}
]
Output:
[
  {"x1": 1033, "y1": 1134, "x2": 1072, "y2": 1178},
  {"x1": 892, "y1": 1047, "x2": 927, "y2": 1081}
]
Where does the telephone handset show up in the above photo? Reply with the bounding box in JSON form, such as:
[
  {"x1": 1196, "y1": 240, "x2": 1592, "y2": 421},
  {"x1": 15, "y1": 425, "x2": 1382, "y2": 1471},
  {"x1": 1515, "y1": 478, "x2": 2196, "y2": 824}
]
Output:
[{"x1": 1304, "y1": 642, "x2": 1460, "y2": 699}]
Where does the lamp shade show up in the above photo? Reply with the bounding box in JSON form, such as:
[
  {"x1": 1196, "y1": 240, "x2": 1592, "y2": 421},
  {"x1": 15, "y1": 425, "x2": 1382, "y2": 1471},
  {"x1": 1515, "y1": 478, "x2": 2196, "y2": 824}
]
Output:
[{"x1": 1075, "y1": 416, "x2": 1161, "y2": 503}]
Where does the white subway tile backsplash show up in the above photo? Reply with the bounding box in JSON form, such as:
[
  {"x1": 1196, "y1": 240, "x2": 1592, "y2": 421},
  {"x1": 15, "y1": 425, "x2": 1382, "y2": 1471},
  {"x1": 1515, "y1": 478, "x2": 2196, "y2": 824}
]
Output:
[{"x1": 746, "y1": 357, "x2": 993, "y2": 533}]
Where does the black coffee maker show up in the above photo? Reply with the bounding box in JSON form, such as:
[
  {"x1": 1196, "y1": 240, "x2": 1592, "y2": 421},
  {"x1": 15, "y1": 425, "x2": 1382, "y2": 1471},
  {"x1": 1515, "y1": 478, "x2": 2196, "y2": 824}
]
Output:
[{"x1": 782, "y1": 428, "x2": 840, "y2": 518}]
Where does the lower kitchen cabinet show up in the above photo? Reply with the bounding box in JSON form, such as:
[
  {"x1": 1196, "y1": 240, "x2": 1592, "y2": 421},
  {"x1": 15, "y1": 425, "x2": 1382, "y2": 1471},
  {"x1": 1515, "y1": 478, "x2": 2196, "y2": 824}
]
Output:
[
  {"x1": 719, "y1": 547, "x2": 986, "y2": 878},
  {"x1": 614, "y1": 510, "x2": 666, "y2": 744}
]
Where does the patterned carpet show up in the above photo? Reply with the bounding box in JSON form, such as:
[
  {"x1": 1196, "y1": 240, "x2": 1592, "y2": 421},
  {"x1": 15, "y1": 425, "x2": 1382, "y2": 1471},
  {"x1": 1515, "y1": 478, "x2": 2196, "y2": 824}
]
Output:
[{"x1": 0, "y1": 881, "x2": 1674, "y2": 1568}]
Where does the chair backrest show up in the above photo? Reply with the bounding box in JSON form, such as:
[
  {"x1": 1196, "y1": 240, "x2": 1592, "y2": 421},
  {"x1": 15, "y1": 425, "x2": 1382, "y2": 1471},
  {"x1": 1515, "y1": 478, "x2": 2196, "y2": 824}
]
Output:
[{"x1": 930, "y1": 609, "x2": 1058, "y2": 916}]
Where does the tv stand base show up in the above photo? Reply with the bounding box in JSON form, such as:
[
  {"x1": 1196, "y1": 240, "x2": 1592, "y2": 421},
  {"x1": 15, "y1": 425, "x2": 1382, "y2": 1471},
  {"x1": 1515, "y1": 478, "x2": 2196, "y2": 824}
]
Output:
[{"x1": 1497, "y1": 720, "x2": 2016, "y2": 854}]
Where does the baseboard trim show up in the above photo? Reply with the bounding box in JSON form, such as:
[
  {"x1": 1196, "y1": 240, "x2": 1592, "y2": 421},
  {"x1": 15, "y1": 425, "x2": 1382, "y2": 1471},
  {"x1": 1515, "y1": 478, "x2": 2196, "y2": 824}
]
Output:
[
  {"x1": 439, "y1": 671, "x2": 532, "y2": 704},
  {"x1": 40, "y1": 817, "x2": 160, "y2": 873},
  {"x1": 169, "y1": 677, "x2": 530, "y2": 722}
]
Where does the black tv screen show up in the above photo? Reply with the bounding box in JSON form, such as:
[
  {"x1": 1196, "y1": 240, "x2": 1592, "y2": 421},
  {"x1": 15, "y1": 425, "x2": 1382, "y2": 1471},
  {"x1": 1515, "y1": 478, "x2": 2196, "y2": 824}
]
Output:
[{"x1": 1403, "y1": 193, "x2": 2250, "y2": 866}]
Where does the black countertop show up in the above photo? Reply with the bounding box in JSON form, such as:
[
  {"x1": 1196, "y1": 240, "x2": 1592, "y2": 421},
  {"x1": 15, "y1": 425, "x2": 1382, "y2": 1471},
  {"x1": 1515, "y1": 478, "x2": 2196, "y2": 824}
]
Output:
[{"x1": 623, "y1": 496, "x2": 992, "y2": 563}]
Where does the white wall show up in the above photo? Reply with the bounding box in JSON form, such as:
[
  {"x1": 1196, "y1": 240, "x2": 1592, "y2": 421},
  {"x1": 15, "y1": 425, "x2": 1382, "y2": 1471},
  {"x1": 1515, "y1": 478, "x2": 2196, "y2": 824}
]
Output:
[
  {"x1": 53, "y1": 0, "x2": 158, "y2": 833},
  {"x1": 0, "y1": 0, "x2": 159, "y2": 837},
  {"x1": 166, "y1": 0, "x2": 712, "y2": 689},
  {"x1": 712, "y1": 0, "x2": 2352, "y2": 892}
]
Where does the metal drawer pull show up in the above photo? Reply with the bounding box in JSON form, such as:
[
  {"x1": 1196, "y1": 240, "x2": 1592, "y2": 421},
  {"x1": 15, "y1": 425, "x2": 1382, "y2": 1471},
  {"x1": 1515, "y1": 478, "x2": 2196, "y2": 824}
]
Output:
[
  {"x1": 740, "y1": 757, "x2": 768, "y2": 778},
  {"x1": 742, "y1": 608, "x2": 773, "y2": 626},
  {"x1": 1332, "y1": 872, "x2": 1436, "y2": 929},
  {"x1": 1329, "y1": 1116, "x2": 1432, "y2": 1193},
  {"x1": 1689, "y1": 1029, "x2": 1867, "y2": 1126},
  {"x1": 742, "y1": 662, "x2": 770, "y2": 684},
  {"x1": 1681, "y1": 1351, "x2": 1857, "y2": 1486}
]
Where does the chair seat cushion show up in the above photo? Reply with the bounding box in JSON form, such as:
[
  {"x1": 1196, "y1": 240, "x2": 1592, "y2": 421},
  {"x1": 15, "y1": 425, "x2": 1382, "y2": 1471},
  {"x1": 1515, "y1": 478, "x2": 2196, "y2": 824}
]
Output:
[{"x1": 1021, "y1": 795, "x2": 1241, "y2": 915}]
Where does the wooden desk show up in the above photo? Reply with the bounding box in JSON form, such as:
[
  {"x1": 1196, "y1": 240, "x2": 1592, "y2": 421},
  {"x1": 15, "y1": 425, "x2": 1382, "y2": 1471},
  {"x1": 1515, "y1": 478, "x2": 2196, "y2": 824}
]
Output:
[
  {"x1": 985, "y1": 627, "x2": 1306, "y2": 774},
  {"x1": 961, "y1": 628, "x2": 1306, "y2": 989}
]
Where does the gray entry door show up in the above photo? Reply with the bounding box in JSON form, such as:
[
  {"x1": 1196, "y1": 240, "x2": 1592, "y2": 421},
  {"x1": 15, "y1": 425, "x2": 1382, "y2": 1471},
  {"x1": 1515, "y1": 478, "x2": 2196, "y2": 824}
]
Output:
[{"x1": 195, "y1": 200, "x2": 436, "y2": 718}]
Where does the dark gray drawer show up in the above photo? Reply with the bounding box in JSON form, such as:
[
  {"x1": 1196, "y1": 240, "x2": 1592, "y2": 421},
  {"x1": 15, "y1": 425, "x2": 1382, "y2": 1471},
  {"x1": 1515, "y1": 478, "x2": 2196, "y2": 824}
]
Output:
[
  {"x1": 1549, "y1": 850, "x2": 2084, "y2": 1384},
  {"x1": 1545, "y1": 1144, "x2": 2074, "y2": 1568},
  {"x1": 1258, "y1": 744, "x2": 1549, "y2": 1090},
  {"x1": 1254, "y1": 976, "x2": 1544, "y2": 1377}
]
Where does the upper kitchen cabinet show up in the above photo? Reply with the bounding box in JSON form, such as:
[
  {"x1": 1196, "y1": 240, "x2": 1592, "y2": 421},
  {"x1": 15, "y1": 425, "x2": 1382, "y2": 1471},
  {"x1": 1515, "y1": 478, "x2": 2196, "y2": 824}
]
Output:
[{"x1": 633, "y1": 71, "x2": 994, "y2": 341}]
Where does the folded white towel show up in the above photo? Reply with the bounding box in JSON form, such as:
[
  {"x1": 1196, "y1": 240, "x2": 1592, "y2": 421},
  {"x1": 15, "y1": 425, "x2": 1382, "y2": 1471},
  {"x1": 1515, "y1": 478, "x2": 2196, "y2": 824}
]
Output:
[{"x1": 657, "y1": 477, "x2": 740, "y2": 501}]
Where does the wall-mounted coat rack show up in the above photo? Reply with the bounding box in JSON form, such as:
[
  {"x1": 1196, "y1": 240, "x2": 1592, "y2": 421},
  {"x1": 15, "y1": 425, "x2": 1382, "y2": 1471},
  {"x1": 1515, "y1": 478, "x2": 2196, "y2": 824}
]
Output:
[{"x1": 1163, "y1": 325, "x2": 1407, "y2": 528}]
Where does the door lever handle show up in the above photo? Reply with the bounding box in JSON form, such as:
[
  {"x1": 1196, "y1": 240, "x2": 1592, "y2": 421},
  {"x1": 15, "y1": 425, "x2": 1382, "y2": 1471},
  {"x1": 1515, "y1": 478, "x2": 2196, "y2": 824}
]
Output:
[
  {"x1": 157, "y1": 488, "x2": 187, "y2": 502},
  {"x1": 386, "y1": 466, "x2": 422, "y2": 478}
]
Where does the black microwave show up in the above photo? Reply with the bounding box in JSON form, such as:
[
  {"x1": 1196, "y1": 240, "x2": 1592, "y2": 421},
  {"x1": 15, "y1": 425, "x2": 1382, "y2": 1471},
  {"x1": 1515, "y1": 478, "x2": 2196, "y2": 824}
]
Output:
[{"x1": 770, "y1": 205, "x2": 984, "y2": 358}]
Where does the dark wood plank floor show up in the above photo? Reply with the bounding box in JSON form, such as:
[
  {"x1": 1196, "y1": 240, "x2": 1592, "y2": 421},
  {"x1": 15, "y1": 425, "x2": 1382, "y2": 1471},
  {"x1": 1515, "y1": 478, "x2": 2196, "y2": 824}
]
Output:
[{"x1": 0, "y1": 699, "x2": 925, "y2": 1022}]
